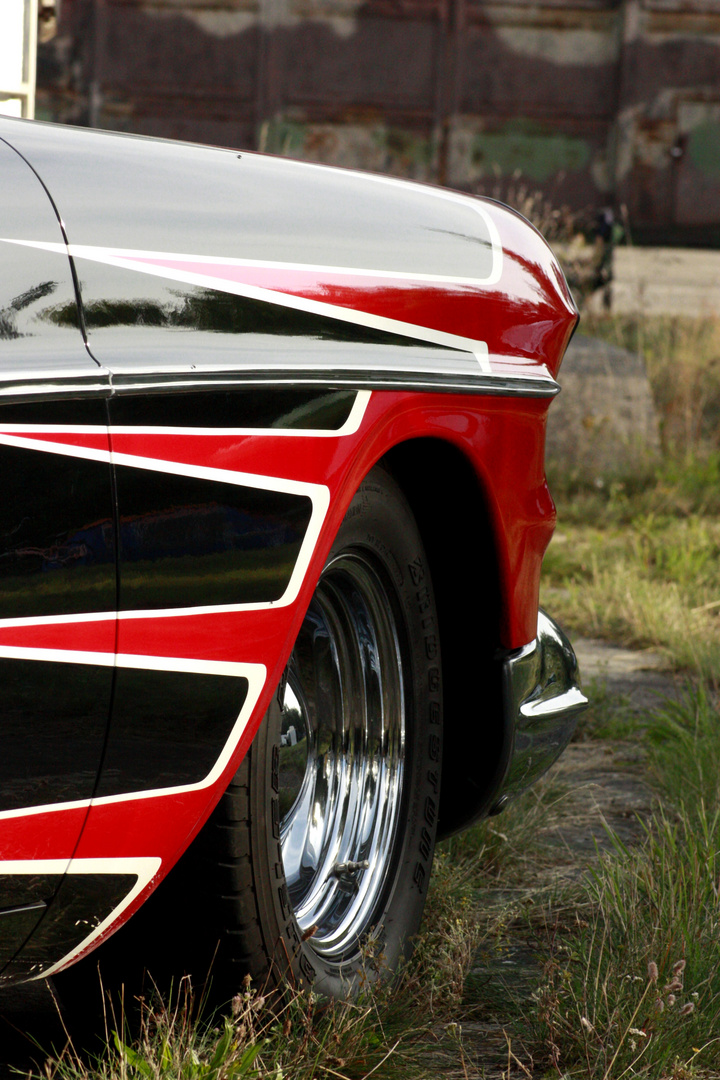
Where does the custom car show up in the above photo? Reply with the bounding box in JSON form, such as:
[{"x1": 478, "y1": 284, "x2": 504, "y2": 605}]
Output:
[{"x1": 0, "y1": 117, "x2": 586, "y2": 999}]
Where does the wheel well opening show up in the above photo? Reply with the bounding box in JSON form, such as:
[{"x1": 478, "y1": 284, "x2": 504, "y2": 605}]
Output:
[{"x1": 383, "y1": 439, "x2": 507, "y2": 839}]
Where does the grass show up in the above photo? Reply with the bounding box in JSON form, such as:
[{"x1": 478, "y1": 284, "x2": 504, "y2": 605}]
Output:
[
  {"x1": 27, "y1": 853, "x2": 492, "y2": 1080},
  {"x1": 536, "y1": 824, "x2": 720, "y2": 1079},
  {"x1": 33, "y1": 977, "x2": 431, "y2": 1080},
  {"x1": 531, "y1": 683, "x2": 720, "y2": 1080},
  {"x1": 572, "y1": 678, "x2": 637, "y2": 742},
  {"x1": 39, "y1": 977, "x2": 410, "y2": 1080},
  {"x1": 24, "y1": 763, "x2": 564, "y2": 1080},
  {"x1": 527, "y1": 312, "x2": 720, "y2": 1077},
  {"x1": 581, "y1": 314, "x2": 720, "y2": 460},
  {"x1": 542, "y1": 513, "x2": 720, "y2": 682},
  {"x1": 647, "y1": 684, "x2": 720, "y2": 809}
]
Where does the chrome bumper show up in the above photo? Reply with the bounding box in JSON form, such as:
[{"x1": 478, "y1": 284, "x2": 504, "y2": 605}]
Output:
[{"x1": 490, "y1": 611, "x2": 587, "y2": 814}]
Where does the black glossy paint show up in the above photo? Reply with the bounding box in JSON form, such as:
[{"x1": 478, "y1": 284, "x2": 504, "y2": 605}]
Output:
[
  {"x1": 0, "y1": 137, "x2": 94, "y2": 374},
  {"x1": 0, "y1": 397, "x2": 116, "y2": 979},
  {"x1": 0, "y1": 443, "x2": 115, "y2": 620},
  {"x1": 0, "y1": 876, "x2": 59, "y2": 913},
  {"x1": 75, "y1": 290, "x2": 446, "y2": 352},
  {"x1": 0, "y1": 119, "x2": 489, "y2": 382},
  {"x1": 0, "y1": 400, "x2": 109, "y2": 424},
  {"x1": 40, "y1": 275, "x2": 469, "y2": 381},
  {"x1": 97, "y1": 669, "x2": 248, "y2": 796},
  {"x1": 110, "y1": 388, "x2": 357, "y2": 429},
  {"x1": 0, "y1": 906, "x2": 47, "y2": 970},
  {"x1": 114, "y1": 464, "x2": 312, "y2": 611},
  {"x1": 0, "y1": 874, "x2": 137, "y2": 983},
  {"x1": 2, "y1": 120, "x2": 493, "y2": 275},
  {"x1": 0, "y1": 659, "x2": 111, "y2": 812},
  {"x1": 0, "y1": 402, "x2": 115, "y2": 814},
  {"x1": 0, "y1": 875, "x2": 61, "y2": 972}
]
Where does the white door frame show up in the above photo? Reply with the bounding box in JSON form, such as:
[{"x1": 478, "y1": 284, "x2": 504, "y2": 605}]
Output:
[{"x1": 0, "y1": 0, "x2": 39, "y2": 119}]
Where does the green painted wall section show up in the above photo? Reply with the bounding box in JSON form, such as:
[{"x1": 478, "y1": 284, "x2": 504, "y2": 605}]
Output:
[
  {"x1": 258, "y1": 118, "x2": 436, "y2": 178},
  {"x1": 688, "y1": 121, "x2": 720, "y2": 181},
  {"x1": 471, "y1": 120, "x2": 591, "y2": 183}
]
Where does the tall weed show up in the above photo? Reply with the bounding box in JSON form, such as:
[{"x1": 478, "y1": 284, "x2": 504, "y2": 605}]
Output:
[
  {"x1": 543, "y1": 516, "x2": 720, "y2": 683},
  {"x1": 647, "y1": 685, "x2": 720, "y2": 816},
  {"x1": 35, "y1": 978, "x2": 418, "y2": 1080},
  {"x1": 537, "y1": 804, "x2": 720, "y2": 1079},
  {"x1": 533, "y1": 675, "x2": 720, "y2": 1078},
  {"x1": 582, "y1": 313, "x2": 720, "y2": 461}
]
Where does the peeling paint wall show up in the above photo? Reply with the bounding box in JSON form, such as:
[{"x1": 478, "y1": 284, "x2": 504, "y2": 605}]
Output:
[{"x1": 37, "y1": 0, "x2": 720, "y2": 243}]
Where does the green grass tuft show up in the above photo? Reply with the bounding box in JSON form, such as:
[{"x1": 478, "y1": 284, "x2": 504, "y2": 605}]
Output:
[{"x1": 536, "y1": 800, "x2": 720, "y2": 1079}]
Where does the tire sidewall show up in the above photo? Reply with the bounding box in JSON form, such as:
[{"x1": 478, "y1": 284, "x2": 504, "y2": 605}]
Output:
[{"x1": 251, "y1": 468, "x2": 442, "y2": 997}]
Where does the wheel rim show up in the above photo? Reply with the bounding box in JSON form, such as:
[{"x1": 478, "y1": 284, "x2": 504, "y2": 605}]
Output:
[{"x1": 277, "y1": 549, "x2": 406, "y2": 960}]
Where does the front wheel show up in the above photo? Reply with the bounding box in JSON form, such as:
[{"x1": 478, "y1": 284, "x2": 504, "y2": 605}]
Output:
[{"x1": 210, "y1": 466, "x2": 443, "y2": 997}]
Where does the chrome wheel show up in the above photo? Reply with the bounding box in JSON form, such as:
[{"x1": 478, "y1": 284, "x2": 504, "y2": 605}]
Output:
[
  {"x1": 184, "y1": 466, "x2": 441, "y2": 999},
  {"x1": 278, "y1": 550, "x2": 406, "y2": 959}
]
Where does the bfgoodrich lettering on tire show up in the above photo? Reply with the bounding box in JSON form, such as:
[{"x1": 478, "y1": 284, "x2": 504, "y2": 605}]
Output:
[{"x1": 208, "y1": 465, "x2": 442, "y2": 997}]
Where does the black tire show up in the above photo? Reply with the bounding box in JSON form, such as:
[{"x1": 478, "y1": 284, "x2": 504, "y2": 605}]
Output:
[
  {"x1": 56, "y1": 466, "x2": 442, "y2": 1010},
  {"x1": 205, "y1": 465, "x2": 442, "y2": 998}
]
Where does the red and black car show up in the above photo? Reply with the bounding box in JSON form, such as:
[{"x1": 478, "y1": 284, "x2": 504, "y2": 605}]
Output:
[{"x1": 0, "y1": 117, "x2": 585, "y2": 998}]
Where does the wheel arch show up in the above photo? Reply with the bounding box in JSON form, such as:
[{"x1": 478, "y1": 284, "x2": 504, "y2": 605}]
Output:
[{"x1": 382, "y1": 438, "x2": 509, "y2": 840}]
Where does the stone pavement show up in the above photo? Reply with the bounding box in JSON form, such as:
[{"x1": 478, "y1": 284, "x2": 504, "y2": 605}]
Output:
[{"x1": 574, "y1": 636, "x2": 681, "y2": 712}]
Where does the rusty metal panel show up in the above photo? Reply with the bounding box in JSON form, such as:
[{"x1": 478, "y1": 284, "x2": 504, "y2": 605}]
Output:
[
  {"x1": 279, "y1": 20, "x2": 443, "y2": 114},
  {"x1": 460, "y1": 6, "x2": 621, "y2": 119},
  {"x1": 448, "y1": 117, "x2": 611, "y2": 209},
  {"x1": 35, "y1": 0, "x2": 720, "y2": 242},
  {"x1": 643, "y1": 0, "x2": 720, "y2": 13},
  {"x1": 97, "y1": 6, "x2": 260, "y2": 105}
]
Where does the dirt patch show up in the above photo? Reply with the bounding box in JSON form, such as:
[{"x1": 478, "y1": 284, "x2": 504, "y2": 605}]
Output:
[
  {"x1": 546, "y1": 636, "x2": 684, "y2": 855},
  {"x1": 544, "y1": 740, "x2": 651, "y2": 858}
]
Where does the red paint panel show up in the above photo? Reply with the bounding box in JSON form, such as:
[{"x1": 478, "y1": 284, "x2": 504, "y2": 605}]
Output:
[
  {"x1": 75, "y1": 791, "x2": 214, "y2": 861},
  {"x1": 1, "y1": 432, "x2": 111, "y2": 453},
  {"x1": 109, "y1": 242, "x2": 577, "y2": 371},
  {"x1": 0, "y1": 620, "x2": 115, "y2": 653},
  {"x1": 107, "y1": 431, "x2": 343, "y2": 481},
  {"x1": 115, "y1": 608, "x2": 286, "y2": 664},
  {"x1": 0, "y1": 806, "x2": 89, "y2": 861}
]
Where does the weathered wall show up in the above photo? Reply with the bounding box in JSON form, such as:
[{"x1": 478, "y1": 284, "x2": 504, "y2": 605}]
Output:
[{"x1": 38, "y1": 0, "x2": 720, "y2": 242}]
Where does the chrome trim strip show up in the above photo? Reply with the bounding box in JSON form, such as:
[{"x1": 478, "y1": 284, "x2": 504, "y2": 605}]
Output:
[
  {"x1": 491, "y1": 610, "x2": 587, "y2": 813},
  {"x1": 0, "y1": 365, "x2": 558, "y2": 403},
  {"x1": 107, "y1": 369, "x2": 559, "y2": 399},
  {"x1": 0, "y1": 370, "x2": 112, "y2": 403}
]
